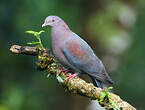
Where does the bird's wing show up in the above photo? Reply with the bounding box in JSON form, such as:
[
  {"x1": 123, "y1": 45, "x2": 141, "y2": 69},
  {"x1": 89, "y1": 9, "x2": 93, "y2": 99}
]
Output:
[{"x1": 62, "y1": 32, "x2": 108, "y2": 82}]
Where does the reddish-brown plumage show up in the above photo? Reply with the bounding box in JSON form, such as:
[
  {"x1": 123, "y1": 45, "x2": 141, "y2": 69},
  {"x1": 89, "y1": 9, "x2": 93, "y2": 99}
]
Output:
[{"x1": 67, "y1": 39, "x2": 86, "y2": 59}]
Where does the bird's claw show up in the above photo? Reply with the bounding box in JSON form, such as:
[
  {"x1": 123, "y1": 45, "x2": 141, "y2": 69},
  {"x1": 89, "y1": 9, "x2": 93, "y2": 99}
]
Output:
[
  {"x1": 66, "y1": 74, "x2": 77, "y2": 82},
  {"x1": 58, "y1": 68, "x2": 69, "y2": 76}
]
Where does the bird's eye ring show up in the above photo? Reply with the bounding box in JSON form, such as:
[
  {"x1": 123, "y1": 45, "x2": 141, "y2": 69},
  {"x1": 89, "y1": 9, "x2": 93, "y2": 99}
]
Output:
[{"x1": 52, "y1": 19, "x2": 55, "y2": 22}]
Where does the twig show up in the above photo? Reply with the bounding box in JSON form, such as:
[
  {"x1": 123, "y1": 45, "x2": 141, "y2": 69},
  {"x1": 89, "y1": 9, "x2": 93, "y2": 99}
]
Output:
[
  {"x1": 10, "y1": 45, "x2": 39, "y2": 55},
  {"x1": 10, "y1": 45, "x2": 136, "y2": 110}
]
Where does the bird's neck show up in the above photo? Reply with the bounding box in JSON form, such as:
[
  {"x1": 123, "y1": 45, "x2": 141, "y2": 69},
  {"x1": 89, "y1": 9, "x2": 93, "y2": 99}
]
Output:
[
  {"x1": 51, "y1": 23, "x2": 71, "y2": 47},
  {"x1": 51, "y1": 22, "x2": 71, "y2": 38}
]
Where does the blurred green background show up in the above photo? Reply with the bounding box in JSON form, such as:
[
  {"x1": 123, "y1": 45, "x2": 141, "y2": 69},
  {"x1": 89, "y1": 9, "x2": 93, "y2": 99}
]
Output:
[{"x1": 0, "y1": 0, "x2": 145, "y2": 110}]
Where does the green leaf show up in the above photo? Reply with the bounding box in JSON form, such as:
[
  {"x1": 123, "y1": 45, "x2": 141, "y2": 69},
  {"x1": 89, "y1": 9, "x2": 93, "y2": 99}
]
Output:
[
  {"x1": 25, "y1": 30, "x2": 45, "y2": 49},
  {"x1": 27, "y1": 42, "x2": 33, "y2": 45},
  {"x1": 25, "y1": 30, "x2": 36, "y2": 34},
  {"x1": 108, "y1": 86, "x2": 113, "y2": 90},
  {"x1": 27, "y1": 41, "x2": 39, "y2": 45},
  {"x1": 38, "y1": 30, "x2": 45, "y2": 35}
]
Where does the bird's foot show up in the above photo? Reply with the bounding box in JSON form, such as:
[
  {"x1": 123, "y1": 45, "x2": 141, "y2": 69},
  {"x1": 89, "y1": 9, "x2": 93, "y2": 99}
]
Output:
[
  {"x1": 58, "y1": 68, "x2": 70, "y2": 76},
  {"x1": 66, "y1": 73, "x2": 78, "y2": 82}
]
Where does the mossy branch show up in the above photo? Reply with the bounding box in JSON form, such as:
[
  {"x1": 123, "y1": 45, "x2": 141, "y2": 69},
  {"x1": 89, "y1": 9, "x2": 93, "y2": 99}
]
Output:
[{"x1": 10, "y1": 45, "x2": 136, "y2": 110}]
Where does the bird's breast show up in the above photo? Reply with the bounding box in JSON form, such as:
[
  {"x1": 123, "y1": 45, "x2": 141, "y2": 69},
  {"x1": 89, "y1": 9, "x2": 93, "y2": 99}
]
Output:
[
  {"x1": 51, "y1": 27, "x2": 70, "y2": 52},
  {"x1": 51, "y1": 27, "x2": 71, "y2": 66}
]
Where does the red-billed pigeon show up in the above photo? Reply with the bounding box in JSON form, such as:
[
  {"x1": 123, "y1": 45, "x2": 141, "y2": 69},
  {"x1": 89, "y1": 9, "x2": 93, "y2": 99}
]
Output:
[{"x1": 42, "y1": 16, "x2": 113, "y2": 88}]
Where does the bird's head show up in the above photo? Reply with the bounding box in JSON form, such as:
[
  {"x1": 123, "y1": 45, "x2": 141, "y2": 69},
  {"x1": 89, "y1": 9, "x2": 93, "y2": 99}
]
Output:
[{"x1": 42, "y1": 16, "x2": 62, "y2": 27}]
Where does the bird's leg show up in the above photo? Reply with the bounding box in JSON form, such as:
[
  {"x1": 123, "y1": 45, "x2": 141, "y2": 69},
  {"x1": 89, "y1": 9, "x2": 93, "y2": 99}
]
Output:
[
  {"x1": 63, "y1": 69, "x2": 70, "y2": 75},
  {"x1": 58, "y1": 68, "x2": 65, "y2": 75},
  {"x1": 66, "y1": 73, "x2": 80, "y2": 82},
  {"x1": 58, "y1": 67, "x2": 70, "y2": 75}
]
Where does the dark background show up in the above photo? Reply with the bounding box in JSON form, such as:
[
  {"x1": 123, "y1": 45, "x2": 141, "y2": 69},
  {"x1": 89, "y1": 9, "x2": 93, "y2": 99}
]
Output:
[{"x1": 0, "y1": 0, "x2": 145, "y2": 110}]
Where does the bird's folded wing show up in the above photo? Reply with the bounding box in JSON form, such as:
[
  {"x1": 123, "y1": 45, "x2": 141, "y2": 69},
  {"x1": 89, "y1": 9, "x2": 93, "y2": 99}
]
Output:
[{"x1": 62, "y1": 37, "x2": 107, "y2": 82}]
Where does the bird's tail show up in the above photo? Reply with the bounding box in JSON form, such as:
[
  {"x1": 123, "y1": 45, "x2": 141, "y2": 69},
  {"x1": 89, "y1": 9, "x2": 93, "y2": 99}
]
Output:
[
  {"x1": 90, "y1": 76, "x2": 103, "y2": 89},
  {"x1": 102, "y1": 68, "x2": 114, "y2": 84}
]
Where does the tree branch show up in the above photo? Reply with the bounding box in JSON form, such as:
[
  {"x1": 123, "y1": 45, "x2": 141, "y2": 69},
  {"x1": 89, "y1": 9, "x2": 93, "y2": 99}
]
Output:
[{"x1": 10, "y1": 45, "x2": 136, "y2": 110}]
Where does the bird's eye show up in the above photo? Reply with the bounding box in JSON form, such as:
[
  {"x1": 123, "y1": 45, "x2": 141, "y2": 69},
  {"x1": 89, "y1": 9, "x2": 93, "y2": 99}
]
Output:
[{"x1": 52, "y1": 19, "x2": 55, "y2": 22}]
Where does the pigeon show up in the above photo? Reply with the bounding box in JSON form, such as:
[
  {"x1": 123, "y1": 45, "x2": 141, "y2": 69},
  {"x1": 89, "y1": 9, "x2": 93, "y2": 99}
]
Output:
[{"x1": 42, "y1": 16, "x2": 113, "y2": 88}]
